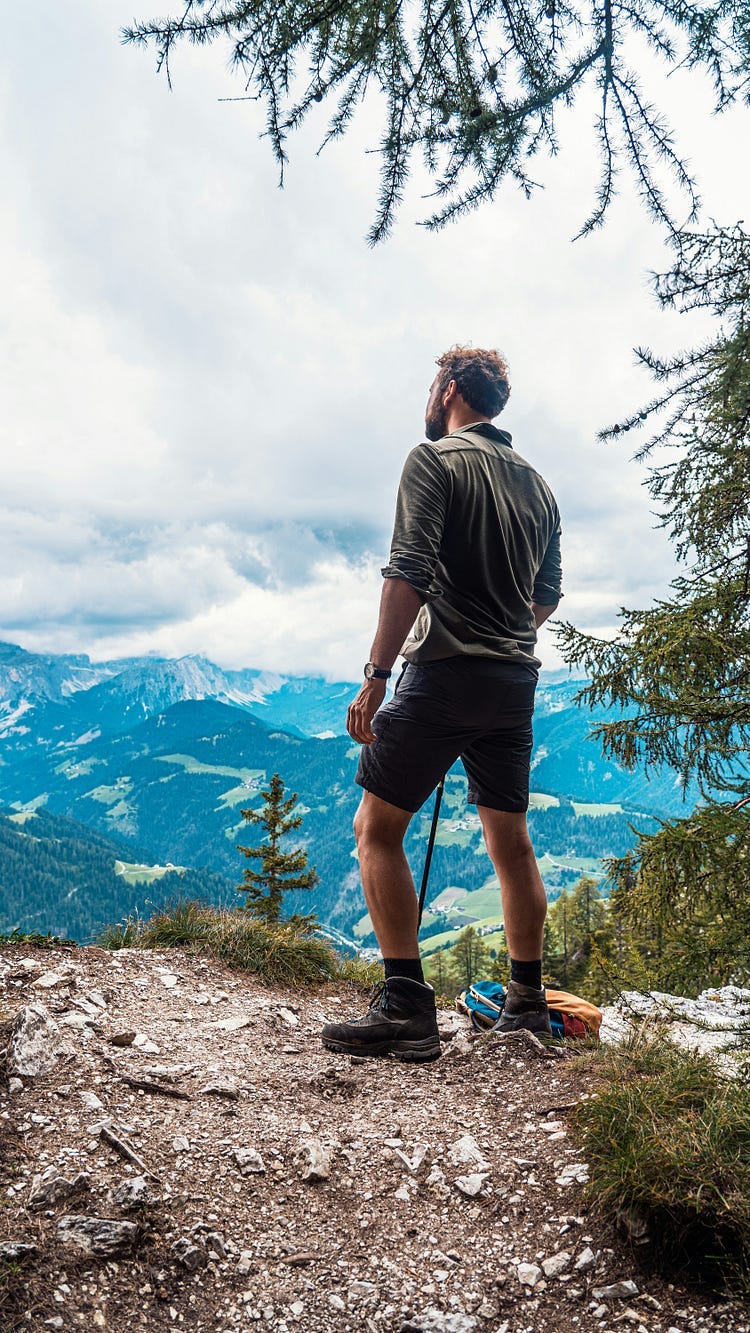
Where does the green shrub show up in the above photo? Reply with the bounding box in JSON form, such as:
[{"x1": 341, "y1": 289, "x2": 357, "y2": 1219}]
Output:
[
  {"x1": 98, "y1": 899, "x2": 348, "y2": 987},
  {"x1": 576, "y1": 1034, "x2": 750, "y2": 1291}
]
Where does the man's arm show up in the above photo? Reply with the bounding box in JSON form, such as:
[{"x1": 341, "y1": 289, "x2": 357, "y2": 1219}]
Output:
[
  {"x1": 346, "y1": 577, "x2": 422, "y2": 744},
  {"x1": 532, "y1": 600, "x2": 559, "y2": 630}
]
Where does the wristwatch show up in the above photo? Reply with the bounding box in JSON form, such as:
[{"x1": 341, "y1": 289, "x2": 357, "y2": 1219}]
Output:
[{"x1": 364, "y1": 662, "x2": 392, "y2": 680}]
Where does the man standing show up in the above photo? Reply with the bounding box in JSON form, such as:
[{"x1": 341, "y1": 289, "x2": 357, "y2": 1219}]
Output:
[{"x1": 322, "y1": 346, "x2": 562, "y2": 1061}]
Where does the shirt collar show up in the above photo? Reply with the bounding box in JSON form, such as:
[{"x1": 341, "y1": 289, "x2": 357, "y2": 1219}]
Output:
[{"x1": 450, "y1": 421, "x2": 513, "y2": 449}]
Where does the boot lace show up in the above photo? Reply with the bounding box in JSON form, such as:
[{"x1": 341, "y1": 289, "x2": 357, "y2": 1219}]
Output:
[{"x1": 367, "y1": 981, "x2": 390, "y2": 1013}]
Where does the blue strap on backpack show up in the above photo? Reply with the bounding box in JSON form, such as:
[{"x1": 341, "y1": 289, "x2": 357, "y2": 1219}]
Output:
[{"x1": 462, "y1": 981, "x2": 507, "y2": 1030}]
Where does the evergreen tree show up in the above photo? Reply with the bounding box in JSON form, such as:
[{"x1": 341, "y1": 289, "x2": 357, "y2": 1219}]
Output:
[
  {"x1": 123, "y1": 2, "x2": 747, "y2": 242},
  {"x1": 426, "y1": 946, "x2": 453, "y2": 996},
  {"x1": 447, "y1": 925, "x2": 490, "y2": 990},
  {"x1": 237, "y1": 772, "x2": 319, "y2": 923},
  {"x1": 557, "y1": 224, "x2": 750, "y2": 994}
]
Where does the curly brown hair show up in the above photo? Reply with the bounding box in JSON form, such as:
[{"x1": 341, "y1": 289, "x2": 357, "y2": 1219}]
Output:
[{"x1": 435, "y1": 345, "x2": 511, "y2": 418}]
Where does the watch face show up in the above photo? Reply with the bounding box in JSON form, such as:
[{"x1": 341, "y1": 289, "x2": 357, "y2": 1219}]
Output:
[{"x1": 364, "y1": 663, "x2": 375, "y2": 679}]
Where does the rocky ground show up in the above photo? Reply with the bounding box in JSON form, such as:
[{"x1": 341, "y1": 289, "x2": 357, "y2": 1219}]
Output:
[{"x1": 1, "y1": 944, "x2": 747, "y2": 1333}]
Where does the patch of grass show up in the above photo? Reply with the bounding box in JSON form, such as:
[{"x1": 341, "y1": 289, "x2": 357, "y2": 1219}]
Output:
[
  {"x1": 334, "y1": 955, "x2": 384, "y2": 987},
  {"x1": 0, "y1": 928, "x2": 77, "y2": 948},
  {"x1": 576, "y1": 1033, "x2": 750, "y2": 1291},
  {"x1": 97, "y1": 899, "x2": 344, "y2": 986}
]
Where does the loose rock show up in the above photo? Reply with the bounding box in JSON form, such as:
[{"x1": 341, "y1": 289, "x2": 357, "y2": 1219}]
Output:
[
  {"x1": 402, "y1": 1310, "x2": 478, "y2": 1332},
  {"x1": 454, "y1": 1172, "x2": 489, "y2": 1198},
  {"x1": 574, "y1": 1245, "x2": 597, "y2": 1272},
  {"x1": 199, "y1": 1079, "x2": 239, "y2": 1100},
  {"x1": 300, "y1": 1138, "x2": 332, "y2": 1182},
  {"x1": 8, "y1": 1003, "x2": 66, "y2": 1077},
  {"x1": 171, "y1": 1236, "x2": 207, "y2": 1271},
  {"x1": 113, "y1": 1175, "x2": 153, "y2": 1210},
  {"x1": 517, "y1": 1262, "x2": 543, "y2": 1288},
  {"x1": 592, "y1": 1279, "x2": 640, "y2": 1300},
  {"x1": 0, "y1": 1241, "x2": 38, "y2": 1261},
  {"x1": 234, "y1": 1146, "x2": 266, "y2": 1175},
  {"x1": 57, "y1": 1214, "x2": 140, "y2": 1257},
  {"x1": 29, "y1": 1166, "x2": 91, "y2": 1210},
  {"x1": 541, "y1": 1250, "x2": 571, "y2": 1278}
]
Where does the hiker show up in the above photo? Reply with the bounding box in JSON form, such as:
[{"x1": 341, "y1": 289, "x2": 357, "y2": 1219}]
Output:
[{"x1": 322, "y1": 346, "x2": 563, "y2": 1061}]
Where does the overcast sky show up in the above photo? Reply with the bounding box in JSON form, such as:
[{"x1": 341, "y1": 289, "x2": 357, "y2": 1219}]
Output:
[{"x1": 1, "y1": 3, "x2": 747, "y2": 680}]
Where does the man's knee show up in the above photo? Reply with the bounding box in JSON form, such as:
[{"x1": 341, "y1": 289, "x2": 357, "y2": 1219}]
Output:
[
  {"x1": 479, "y1": 809, "x2": 534, "y2": 865},
  {"x1": 354, "y1": 794, "x2": 410, "y2": 851}
]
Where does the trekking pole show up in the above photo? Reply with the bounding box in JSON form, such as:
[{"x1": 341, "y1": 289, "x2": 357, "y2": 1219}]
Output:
[{"x1": 417, "y1": 776, "x2": 445, "y2": 929}]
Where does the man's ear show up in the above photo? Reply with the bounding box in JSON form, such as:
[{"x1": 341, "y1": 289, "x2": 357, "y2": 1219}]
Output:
[{"x1": 443, "y1": 378, "x2": 458, "y2": 405}]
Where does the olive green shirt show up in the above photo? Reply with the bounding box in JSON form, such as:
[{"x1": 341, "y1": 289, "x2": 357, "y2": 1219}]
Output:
[{"x1": 382, "y1": 423, "x2": 563, "y2": 670}]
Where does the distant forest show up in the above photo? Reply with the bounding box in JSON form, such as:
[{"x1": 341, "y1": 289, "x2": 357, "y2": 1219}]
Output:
[{"x1": 0, "y1": 809, "x2": 235, "y2": 942}]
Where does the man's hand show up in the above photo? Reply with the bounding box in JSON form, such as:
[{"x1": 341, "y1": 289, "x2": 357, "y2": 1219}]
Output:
[{"x1": 347, "y1": 678, "x2": 387, "y2": 744}]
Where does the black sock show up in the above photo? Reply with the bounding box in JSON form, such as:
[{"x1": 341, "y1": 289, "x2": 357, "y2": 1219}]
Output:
[
  {"x1": 383, "y1": 957, "x2": 425, "y2": 985},
  {"x1": 510, "y1": 957, "x2": 543, "y2": 990}
]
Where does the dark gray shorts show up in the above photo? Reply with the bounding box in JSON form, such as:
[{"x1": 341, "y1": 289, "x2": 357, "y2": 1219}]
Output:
[{"x1": 356, "y1": 658, "x2": 537, "y2": 814}]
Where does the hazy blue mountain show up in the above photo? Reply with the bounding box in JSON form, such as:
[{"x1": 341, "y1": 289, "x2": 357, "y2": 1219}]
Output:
[{"x1": 0, "y1": 641, "x2": 698, "y2": 944}]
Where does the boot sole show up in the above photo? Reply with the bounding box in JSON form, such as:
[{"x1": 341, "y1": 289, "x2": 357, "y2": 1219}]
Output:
[
  {"x1": 492, "y1": 1016, "x2": 552, "y2": 1036},
  {"x1": 322, "y1": 1036, "x2": 441, "y2": 1063}
]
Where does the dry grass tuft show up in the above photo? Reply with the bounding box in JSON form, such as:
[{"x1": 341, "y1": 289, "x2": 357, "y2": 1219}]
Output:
[{"x1": 576, "y1": 1033, "x2": 750, "y2": 1291}]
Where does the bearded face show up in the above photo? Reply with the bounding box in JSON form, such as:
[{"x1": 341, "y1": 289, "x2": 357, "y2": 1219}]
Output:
[{"x1": 425, "y1": 376, "x2": 448, "y2": 441}]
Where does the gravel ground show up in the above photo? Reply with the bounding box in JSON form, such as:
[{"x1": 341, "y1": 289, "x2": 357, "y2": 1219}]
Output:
[{"x1": 1, "y1": 944, "x2": 747, "y2": 1333}]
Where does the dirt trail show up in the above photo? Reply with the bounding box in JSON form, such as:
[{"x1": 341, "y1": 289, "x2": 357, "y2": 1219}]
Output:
[{"x1": 1, "y1": 945, "x2": 746, "y2": 1333}]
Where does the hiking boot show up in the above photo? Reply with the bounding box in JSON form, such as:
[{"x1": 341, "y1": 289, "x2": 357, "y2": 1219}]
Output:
[
  {"x1": 492, "y1": 980, "x2": 552, "y2": 1036},
  {"x1": 321, "y1": 977, "x2": 441, "y2": 1062}
]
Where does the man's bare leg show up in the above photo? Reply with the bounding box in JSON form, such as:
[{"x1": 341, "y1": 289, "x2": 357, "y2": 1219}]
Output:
[
  {"x1": 353, "y1": 791, "x2": 418, "y2": 958},
  {"x1": 476, "y1": 805, "x2": 551, "y2": 1033},
  {"x1": 477, "y1": 807, "x2": 547, "y2": 958},
  {"x1": 320, "y1": 791, "x2": 440, "y2": 1060}
]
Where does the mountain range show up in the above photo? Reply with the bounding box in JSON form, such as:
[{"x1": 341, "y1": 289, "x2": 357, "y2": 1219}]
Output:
[{"x1": 0, "y1": 641, "x2": 696, "y2": 946}]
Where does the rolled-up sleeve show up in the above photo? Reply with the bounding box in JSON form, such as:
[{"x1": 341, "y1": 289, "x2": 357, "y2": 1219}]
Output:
[
  {"x1": 381, "y1": 445, "x2": 451, "y2": 599},
  {"x1": 532, "y1": 511, "x2": 563, "y2": 605}
]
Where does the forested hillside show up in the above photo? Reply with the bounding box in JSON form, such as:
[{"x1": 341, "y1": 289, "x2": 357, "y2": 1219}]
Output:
[{"x1": 0, "y1": 808, "x2": 235, "y2": 942}]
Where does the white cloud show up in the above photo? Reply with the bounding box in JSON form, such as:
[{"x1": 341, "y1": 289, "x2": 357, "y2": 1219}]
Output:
[{"x1": 1, "y1": 3, "x2": 748, "y2": 674}]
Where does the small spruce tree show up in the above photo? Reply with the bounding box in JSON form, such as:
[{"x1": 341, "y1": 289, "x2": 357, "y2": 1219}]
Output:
[{"x1": 237, "y1": 773, "x2": 319, "y2": 924}]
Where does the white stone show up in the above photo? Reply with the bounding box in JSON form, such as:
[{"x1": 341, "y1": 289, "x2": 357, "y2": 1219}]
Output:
[
  {"x1": 517, "y1": 1263, "x2": 543, "y2": 1288},
  {"x1": 541, "y1": 1250, "x2": 572, "y2": 1278},
  {"x1": 132, "y1": 1034, "x2": 160, "y2": 1053},
  {"x1": 599, "y1": 986, "x2": 750, "y2": 1074},
  {"x1": 172, "y1": 1136, "x2": 190, "y2": 1154},
  {"x1": 234, "y1": 1147, "x2": 266, "y2": 1175},
  {"x1": 574, "y1": 1246, "x2": 597, "y2": 1272},
  {"x1": 277, "y1": 1007, "x2": 299, "y2": 1028},
  {"x1": 8, "y1": 1077, "x2": 23, "y2": 1095},
  {"x1": 454, "y1": 1172, "x2": 489, "y2": 1198},
  {"x1": 555, "y1": 1162, "x2": 590, "y2": 1186},
  {"x1": 8, "y1": 1004, "x2": 67, "y2": 1077},
  {"x1": 449, "y1": 1134, "x2": 490, "y2": 1171},
  {"x1": 159, "y1": 973, "x2": 180, "y2": 989},
  {"x1": 592, "y1": 1280, "x2": 639, "y2": 1300},
  {"x1": 31, "y1": 965, "x2": 77, "y2": 989},
  {"x1": 300, "y1": 1139, "x2": 331, "y2": 1182},
  {"x1": 80, "y1": 1091, "x2": 105, "y2": 1111},
  {"x1": 410, "y1": 1311, "x2": 478, "y2": 1333},
  {"x1": 205, "y1": 1015, "x2": 253, "y2": 1032},
  {"x1": 393, "y1": 1144, "x2": 432, "y2": 1175}
]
